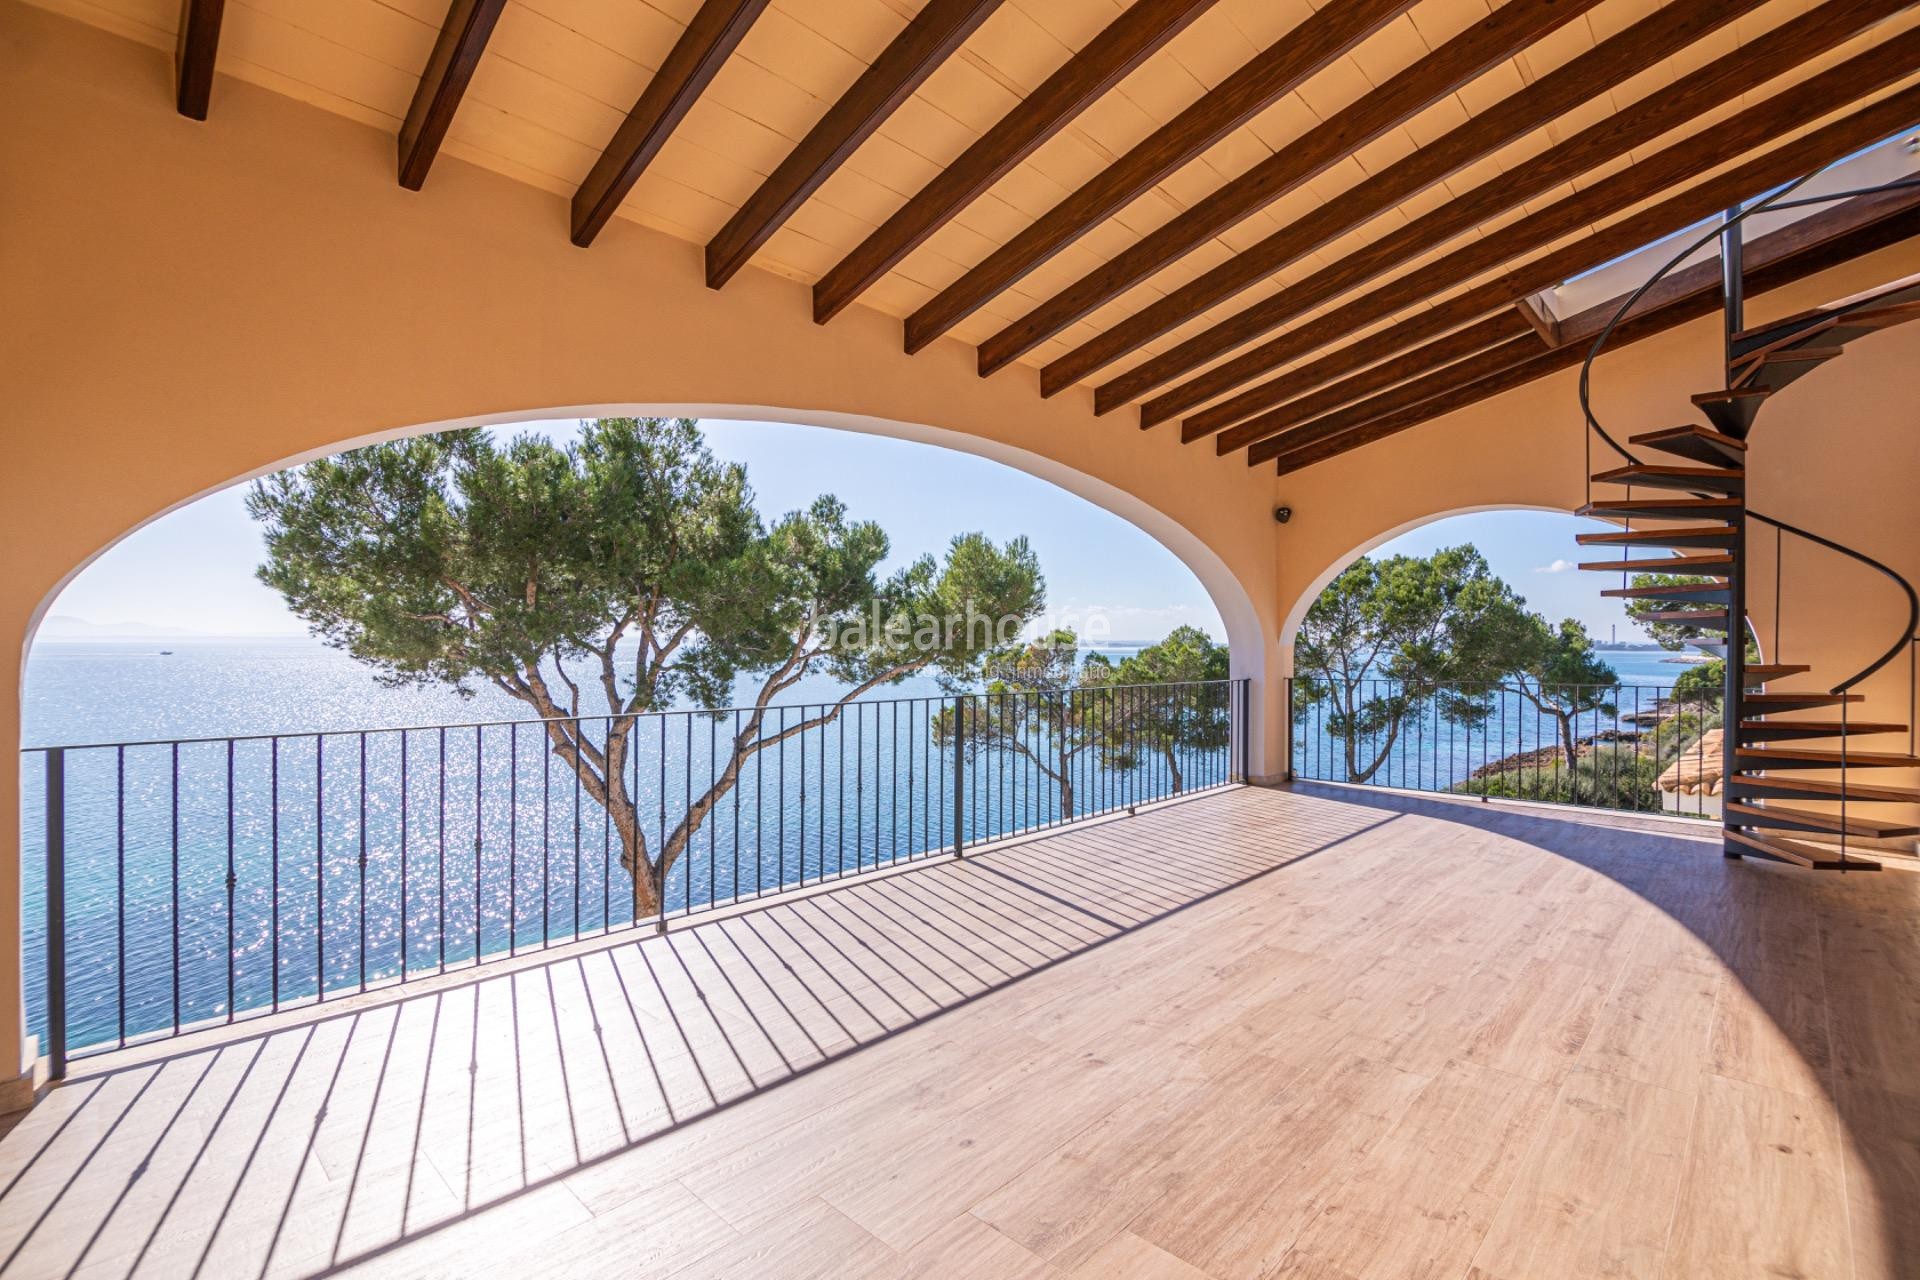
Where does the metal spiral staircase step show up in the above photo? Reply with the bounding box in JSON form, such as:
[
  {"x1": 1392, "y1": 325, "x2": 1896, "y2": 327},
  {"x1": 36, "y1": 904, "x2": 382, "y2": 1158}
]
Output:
[
  {"x1": 1742, "y1": 691, "x2": 1865, "y2": 709},
  {"x1": 1575, "y1": 526, "x2": 1737, "y2": 550},
  {"x1": 1634, "y1": 608, "x2": 1729, "y2": 631},
  {"x1": 1601, "y1": 582, "x2": 1730, "y2": 604},
  {"x1": 1727, "y1": 801, "x2": 1920, "y2": 840},
  {"x1": 1725, "y1": 829, "x2": 1881, "y2": 871},
  {"x1": 1727, "y1": 775, "x2": 1920, "y2": 805},
  {"x1": 1742, "y1": 663, "x2": 1813, "y2": 680},
  {"x1": 1626, "y1": 425, "x2": 1748, "y2": 466},
  {"x1": 1690, "y1": 388, "x2": 1770, "y2": 436},
  {"x1": 1576, "y1": 554, "x2": 1734, "y2": 575},
  {"x1": 1589, "y1": 463, "x2": 1745, "y2": 495},
  {"x1": 1737, "y1": 719, "x2": 1907, "y2": 741},
  {"x1": 1577, "y1": 497, "x2": 1741, "y2": 520},
  {"x1": 1736, "y1": 744, "x2": 1920, "y2": 770}
]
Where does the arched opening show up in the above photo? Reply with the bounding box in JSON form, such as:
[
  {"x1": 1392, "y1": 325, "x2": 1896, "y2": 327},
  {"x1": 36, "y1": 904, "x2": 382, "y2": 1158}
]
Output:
[
  {"x1": 22, "y1": 403, "x2": 1270, "y2": 756},
  {"x1": 1280, "y1": 507, "x2": 1729, "y2": 821},
  {"x1": 19, "y1": 409, "x2": 1262, "y2": 1067}
]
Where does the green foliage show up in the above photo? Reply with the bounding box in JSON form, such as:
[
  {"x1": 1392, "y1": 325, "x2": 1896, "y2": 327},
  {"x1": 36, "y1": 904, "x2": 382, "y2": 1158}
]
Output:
[
  {"x1": 1109, "y1": 626, "x2": 1232, "y2": 793},
  {"x1": 249, "y1": 417, "x2": 1046, "y2": 912},
  {"x1": 936, "y1": 629, "x2": 1116, "y2": 821},
  {"x1": 1458, "y1": 748, "x2": 1664, "y2": 812},
  {"x1": 1505, "y1": 616, "x2": 1617, "y2": 768},
  {"x1": 1294, "y1": 546, "x2": 1535, "y2": 783}
]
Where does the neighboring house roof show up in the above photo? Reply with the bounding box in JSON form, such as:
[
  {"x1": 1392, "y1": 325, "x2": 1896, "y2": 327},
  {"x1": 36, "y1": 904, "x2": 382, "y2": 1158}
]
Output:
[{"x1": 1658, "y1": 728, "x2": 1724, "y2": 796}]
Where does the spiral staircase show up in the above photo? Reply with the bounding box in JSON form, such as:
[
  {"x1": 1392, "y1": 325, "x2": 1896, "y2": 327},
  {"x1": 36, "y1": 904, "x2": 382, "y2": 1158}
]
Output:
[{"x1": 1574, "y1": 205, "x2": 1920, "y2": 871}]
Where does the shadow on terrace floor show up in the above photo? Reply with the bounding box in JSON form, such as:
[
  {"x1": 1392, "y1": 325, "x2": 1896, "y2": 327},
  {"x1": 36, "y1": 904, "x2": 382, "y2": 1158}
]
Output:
[
  {"x1": 0, "y1": 786, "x2": 1388, "y2": 1279},
  {"x1": 1, "y1": 783, "x2": 1914, "y2": 1279}
]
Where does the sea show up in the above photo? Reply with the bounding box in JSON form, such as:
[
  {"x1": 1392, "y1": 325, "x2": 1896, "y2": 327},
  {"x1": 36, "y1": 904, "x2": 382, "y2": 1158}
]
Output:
[{"x1": 16, "y1": 637, "x2": 1695, "y2": 1056}]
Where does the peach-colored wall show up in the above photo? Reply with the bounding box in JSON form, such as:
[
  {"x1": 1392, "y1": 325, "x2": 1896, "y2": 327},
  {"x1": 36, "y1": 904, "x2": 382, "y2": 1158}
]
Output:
[
  {"x1": 4, "y1": 2, "x2": 1919, "y2": 1092},
  {"x1": 0, "y1": 6, "x2": 1296, "y2": 1083},
  {"x1": 1270, "y1": 237, "x2": 1920, "y2": 842}
]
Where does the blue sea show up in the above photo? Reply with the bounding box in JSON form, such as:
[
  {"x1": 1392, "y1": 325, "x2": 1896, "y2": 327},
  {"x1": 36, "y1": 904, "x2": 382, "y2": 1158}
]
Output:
[
  {"x1": 19, "y1": 636, "x2": 1236, "y2": 1056},
  {"x1": 17, "y1": 637, "x2": 1693, "y2": 1057}
]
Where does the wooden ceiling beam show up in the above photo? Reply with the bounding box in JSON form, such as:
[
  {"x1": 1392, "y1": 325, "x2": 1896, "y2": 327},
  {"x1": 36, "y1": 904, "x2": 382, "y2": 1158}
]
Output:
[
  {"x1": 573, "y1": 0, "x2": 774, "y2": 248},
  {"x1": 704, "y1": 0, "x2": 1004, "y2": 290},
  {"x1": 1201, "y1": 179, "x2": 1920, "y2": 456},
  {"x1": 811, "y1": 0, "x2": 1220, "y2": 326},
  {"x1": 175, "y1": 0, "x2": 226, "y2": 120},
  {"x1": 1247, "y1": 333, "x2": 1545, "y2": 464},
  {"x1": 901, "y1": 0, "x2": 1416, "y2": 355},
  {"x1": 1261, "y1": 187, "x2": 1920, "y2": 474},
  {"x1": 1514, "y1": 296, "x2": 1561, "y2": 348},
  {"x1": 1203, "y1": 310, "x2": 1530, "y2": 450},
  {"x1": 996, "y1": 0, "x2": 1607, "y2": 384},
  {"x1": 398, "y1": 0, "x2": 509, "y2": 191},
  {"x1": 1124, "y1": 0, "x2": 1917, "y2": 423}
]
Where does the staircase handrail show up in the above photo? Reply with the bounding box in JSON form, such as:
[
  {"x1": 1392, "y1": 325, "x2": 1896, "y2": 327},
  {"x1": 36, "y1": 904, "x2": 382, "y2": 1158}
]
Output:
[{"x1": 1575, "y1": 166, "x2": 1920, "y2": 698}]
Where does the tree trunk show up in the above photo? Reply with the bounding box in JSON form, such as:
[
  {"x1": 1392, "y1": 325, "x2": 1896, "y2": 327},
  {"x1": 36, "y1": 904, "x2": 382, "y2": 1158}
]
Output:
[
  {"x1": 1059, "y1": 772, "x2": 1075, "y2": 822},
  {"x1": 1554, "y1": 710, "x2": 1578, "y2": 771},
  {"x1": 1163, "y1": 746, "x2": 1183, "y2": 794},
  {"x1": 1350, "y1": 716, "x2": 1403, "y2": 784}
]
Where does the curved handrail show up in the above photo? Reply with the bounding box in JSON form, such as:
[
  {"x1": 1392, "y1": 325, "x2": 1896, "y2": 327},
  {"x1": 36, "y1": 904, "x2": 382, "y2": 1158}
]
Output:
[
  {"x1": 1749, "y1": 510, "x2": 1920, "y2": 694},
  {"x1": 1575, "y1": 166, "x2": 1920, "y2": 697}
]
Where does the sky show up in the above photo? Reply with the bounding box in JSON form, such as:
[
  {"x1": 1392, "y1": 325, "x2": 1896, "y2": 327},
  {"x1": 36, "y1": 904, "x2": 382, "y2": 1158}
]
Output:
[
  {"x1": 43, "y1": 418, "x2": 1226, "y2": 644},
  {"x1": 1369, "y1": 509, "x2": 1652, "y2": 644},
  {"x1": 42, "y1": 420, "x2": 1649, "y2": 646}
]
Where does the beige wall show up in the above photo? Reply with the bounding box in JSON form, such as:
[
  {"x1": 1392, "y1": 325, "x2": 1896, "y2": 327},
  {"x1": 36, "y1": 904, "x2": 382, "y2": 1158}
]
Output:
[
  {"x1": 4, "y1": 2, "x2": 1918, "y2": 1089},
  {"x1": 1, "y1": 5, "x2": 1297, "y2": 1083},
  {"x1": 1271, "y1": 239, "x2": 1920, "y2": 846}
]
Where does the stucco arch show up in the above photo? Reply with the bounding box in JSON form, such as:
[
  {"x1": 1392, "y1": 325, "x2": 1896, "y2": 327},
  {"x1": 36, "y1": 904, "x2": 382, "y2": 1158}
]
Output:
[
  {"x1": 23, "y1": 401, "x2": 1270, "y2": 706},
  {"x1": 1276, "y1": 503, "x2": 1576, "y2": 653},
  {"x1": 0, "y1": 24, "x2": 1290, "y2": 1083}
]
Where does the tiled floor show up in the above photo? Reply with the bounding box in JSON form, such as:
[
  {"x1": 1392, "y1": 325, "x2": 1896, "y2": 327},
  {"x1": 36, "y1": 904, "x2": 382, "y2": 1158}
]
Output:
[{"x1": 0, "y1": 783, "x2": 1914, "y2": 1278}]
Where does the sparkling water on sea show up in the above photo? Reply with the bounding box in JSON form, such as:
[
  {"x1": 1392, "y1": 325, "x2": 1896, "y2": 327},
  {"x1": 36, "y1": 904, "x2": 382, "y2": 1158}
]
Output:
[{"x1": 19, "y1": 637, "x2": 1227, "y2": 1053}]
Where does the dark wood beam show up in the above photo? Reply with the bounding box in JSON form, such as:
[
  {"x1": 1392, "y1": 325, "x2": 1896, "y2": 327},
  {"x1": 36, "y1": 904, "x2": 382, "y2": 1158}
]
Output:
[
  {"x1": 1261, "y1": 188, "x2": 1920, "y2": 474},
  {"x1": 991, "y1": 0, "x2": 1608, "y2": 383},
  {"x1": 1247, "y1": 333, "x2": 1545, "y2": 464},
  {"x1": 900, "y1": 0, "x2": 1415, "y2": 354},
  {"x1": 1514, "y1": 296, "x2": 1561, "y2": 348},
  {"x1": 1192, "y1": 177, "x2": 1920, "y2": 453},
  {"x1": 1203, "y1": 310, "x2": 1531, "y2": 450},
  {"x1": 704, "y1": 0, "x2": 1004, "y2": 289},
  {"x1": 572, "y1": 0, "x2": 772, "y2": 248},
  {"x1": 398, "y1": 0, "x2": 509, "y2": 191},
  {"x1": 1121, "y1": 0, "x2": 1916, "y2": 423},
  {"x1": 811, "y1": 0, "x2": 1220, "y2": 326},
  {"x1": 175, "y1": 0, "x2": 226, "y2": 120}
]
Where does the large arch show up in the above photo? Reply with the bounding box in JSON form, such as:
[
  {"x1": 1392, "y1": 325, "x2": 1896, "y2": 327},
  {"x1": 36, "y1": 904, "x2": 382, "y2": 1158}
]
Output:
[{"x1": 0, "y1": 7, "x2": 1285, "y2": 1092}]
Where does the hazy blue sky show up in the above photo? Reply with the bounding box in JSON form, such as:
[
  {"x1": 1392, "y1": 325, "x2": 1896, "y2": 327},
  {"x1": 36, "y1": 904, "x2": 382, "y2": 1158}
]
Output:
[{"x1": 43, "y1": 419, "x2": 1649, "y2": 643}]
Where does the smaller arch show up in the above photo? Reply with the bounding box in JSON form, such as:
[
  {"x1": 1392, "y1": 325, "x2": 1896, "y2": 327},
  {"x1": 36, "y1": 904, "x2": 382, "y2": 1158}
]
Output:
[{"x1": 1278, "y1": 503, "x2": 1572, "y2": 654}]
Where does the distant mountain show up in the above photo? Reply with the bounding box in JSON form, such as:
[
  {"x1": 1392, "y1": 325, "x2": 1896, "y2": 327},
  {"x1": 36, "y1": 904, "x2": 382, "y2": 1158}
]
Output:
[{"x1": 36, "y1": 614, "x2": 211, "y2": 639}]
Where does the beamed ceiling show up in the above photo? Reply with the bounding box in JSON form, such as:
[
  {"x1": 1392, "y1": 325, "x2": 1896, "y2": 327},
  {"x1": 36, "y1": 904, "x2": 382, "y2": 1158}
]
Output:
[{"x1": 42, "y1": 0, "x2": 1920, "y2": 474}]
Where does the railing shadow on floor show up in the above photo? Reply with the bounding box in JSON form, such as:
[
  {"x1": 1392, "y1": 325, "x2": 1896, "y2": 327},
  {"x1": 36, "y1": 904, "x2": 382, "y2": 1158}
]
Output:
[
  {"x1": 1287, "y1": 779, "x2": 1920, "y2": 1280},
  {"x1": 0, "y1": 787, "x2": 1401, "y2": 1280}
]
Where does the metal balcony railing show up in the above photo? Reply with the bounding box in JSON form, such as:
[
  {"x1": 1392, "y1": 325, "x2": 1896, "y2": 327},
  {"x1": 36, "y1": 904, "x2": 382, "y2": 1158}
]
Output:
[
  {"x1": 1286, "y1": 677, "x2": 1723, "y2": 819},
  {"x1": 21, "y1": 678, "x2": 1250, "y2": 1075}
]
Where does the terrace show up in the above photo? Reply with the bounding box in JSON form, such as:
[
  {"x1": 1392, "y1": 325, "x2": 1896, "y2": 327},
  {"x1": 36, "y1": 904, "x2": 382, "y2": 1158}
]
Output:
[
  {"x1": 6, "y1": 0, "x2": 1920, "y2": 1275},
  {"x1": 4, "y1": 782, "x2": 1915, "y2": 1279}
]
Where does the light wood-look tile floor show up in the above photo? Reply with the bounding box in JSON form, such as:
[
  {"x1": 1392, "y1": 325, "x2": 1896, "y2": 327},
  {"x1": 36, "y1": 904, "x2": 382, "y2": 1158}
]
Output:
[{"x1": 2, "y1": 784, "x2": 1916, "y2": 1279}]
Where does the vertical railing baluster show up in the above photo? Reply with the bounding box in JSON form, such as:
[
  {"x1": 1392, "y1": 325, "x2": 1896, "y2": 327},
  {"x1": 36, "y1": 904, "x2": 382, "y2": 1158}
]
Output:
[
  {"x1": 45, "y1": 749, "x2": 67, "y2": 1082},
  {"x1": 400, "y1": 731, "x2": 410, "y2": 980},
  {"x1": 116, "y1": 746, "x2": 125, "y2": 1046},
  {"x1": 358, "y1": 733, "x2": 368, "y2": 992},
  {"x1": 225, "y1": 740, "x2": 236, "y2": 1026},
  {"x1": 953, "y1": 693, "x2": 966, "y2": 858},
  {"x1": 317, "y1": 735, "x2": 326, "y2": 1004},
  {"x1": 171, "y1": 742, "x2": 181, "y2": 1036},
  {"x1": 509, "y1": 723, "x2": 519, "y2": 956}
]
